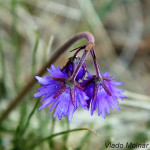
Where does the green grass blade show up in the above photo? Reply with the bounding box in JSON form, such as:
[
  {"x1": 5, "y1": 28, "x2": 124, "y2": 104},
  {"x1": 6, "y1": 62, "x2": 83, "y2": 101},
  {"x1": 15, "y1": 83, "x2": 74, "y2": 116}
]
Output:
[
  {"x1": 62, "y1": 118, "x2": 70, "y2": 150},
  {"x1": 76, "y1": 131, "x2": 91, "y2": 150},
  {"x1": 43, "y1": 35, "x2": 54, "y2": 64},
  {"x1": 21, "y1": 99, "x2": 39, "y2": 135},
  {"x1": 0, "y1": 38, "x2": 5, "y2": 80},
  {"x1": 32, "y1": 30, "x2": 39, "y2": 75},
  {"x1": 0, "y1": 38, "x2": 6, "y2": 99},
  {"x1": 48, "y1": 117, "x2": 56, "y2": 149},
  {"x1": 29, "y1": 128, "x2": 96, "y2": 149},
  {"x1": 97, "y1": 0, "x2": 115, "y2": 19}
]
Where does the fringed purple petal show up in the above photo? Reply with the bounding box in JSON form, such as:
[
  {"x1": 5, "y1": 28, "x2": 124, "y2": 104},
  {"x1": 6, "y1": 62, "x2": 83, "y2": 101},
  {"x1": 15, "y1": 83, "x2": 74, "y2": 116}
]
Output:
[
  {"x1": 49, "y1": 98, "x2": 60, "y2": 112},
  {"x1": 110, "y1": 81, "x2": 122, "y2": 86},
  {"x1": 39, "y1": 96, "x2": 56, "y2": 110},
  {"x1": 40, "y1": 94, "x2": 51, "y2": 102},
  {"x1": 47, "y1": 65, "x2": 68, "y2": 78},
  {"x1": 103, "y1": 71, "x2": 109, "y2": 77},
  {"x1": 68, "y1": 102, "x2": 75, "y2": 122},
  {"x1": 53, "y1": 93, "x2": 70, "y2": 120},
  {"x1": 35, "y1": 76, "x2": 53, "y2": 85},
  {"x1": 83, "y1": 71, "x2": 126, "y2": 118},
  {"x1": 34, "y1": 83, "x2": 61, "y2": 97},
  {"x1": 91, "y1": 99, "x2": 98, "y2": 115}
]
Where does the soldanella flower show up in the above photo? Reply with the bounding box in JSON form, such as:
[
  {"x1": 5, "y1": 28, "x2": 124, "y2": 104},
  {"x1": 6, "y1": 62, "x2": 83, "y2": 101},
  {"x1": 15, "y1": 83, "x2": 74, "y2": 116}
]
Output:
[
  {"x1": 83, "y1": 72, "x2": 126, "y2": 118},
  {"x1": 34, "y1": 64, "x2": 89, "y2": 122},
  {"x1": 34, "y1": 32, "x2": 126, "y2": 122},
  {"x1": 82, "y1": 48, "x2": 126, "y2": 118}
]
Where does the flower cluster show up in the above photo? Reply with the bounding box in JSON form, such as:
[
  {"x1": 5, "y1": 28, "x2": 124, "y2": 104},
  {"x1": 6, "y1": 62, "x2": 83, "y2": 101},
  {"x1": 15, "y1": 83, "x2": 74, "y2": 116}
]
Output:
[{"x1": 34, "y1": 36, "x2": 126, "y2": 122}]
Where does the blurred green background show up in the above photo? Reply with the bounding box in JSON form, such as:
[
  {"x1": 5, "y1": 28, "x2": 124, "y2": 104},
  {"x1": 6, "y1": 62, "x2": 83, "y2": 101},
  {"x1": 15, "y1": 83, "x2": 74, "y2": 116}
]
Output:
[{"x1": 0, "y1": 0, "x2": 150, "y2": 149}]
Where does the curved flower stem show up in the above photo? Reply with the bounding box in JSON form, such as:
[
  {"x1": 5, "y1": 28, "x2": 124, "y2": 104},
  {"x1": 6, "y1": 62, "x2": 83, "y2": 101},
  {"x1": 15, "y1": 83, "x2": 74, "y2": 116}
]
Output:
[
  {"x1": 90, "y1": 48, "x2": 102, "y2": 79},
  {"x1": 0, "y1": 32, "x2": 95, "y2": 123},
  {"x1": 69, "y1": 42, "x2": 94, "y2": 82}
]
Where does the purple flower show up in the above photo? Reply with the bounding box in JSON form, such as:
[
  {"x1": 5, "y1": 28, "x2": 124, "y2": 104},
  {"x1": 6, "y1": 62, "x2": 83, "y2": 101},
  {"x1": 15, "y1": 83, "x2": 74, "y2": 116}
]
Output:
[
  {"x1": 83, "y1": 72, "x2": 126, "y2": 118},
  {"x1": 62, "y1": 57, "x2": 87, "y2": 81},
  {"x1": 34, "y1": 32, "x2": 127, "y2": 122},
  {"x1": 34, "y1": 65, "x2": 89, "y2": 122}
]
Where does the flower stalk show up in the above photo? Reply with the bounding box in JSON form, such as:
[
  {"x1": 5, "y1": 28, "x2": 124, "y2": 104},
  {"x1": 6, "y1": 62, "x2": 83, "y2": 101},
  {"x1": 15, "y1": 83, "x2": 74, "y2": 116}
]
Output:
[
  {"x1": 68, "y1": 50, "x2": 89, "y2": 82},
  {"x1": 90, "y1": 48, "x2": 102, "y2": 79}
]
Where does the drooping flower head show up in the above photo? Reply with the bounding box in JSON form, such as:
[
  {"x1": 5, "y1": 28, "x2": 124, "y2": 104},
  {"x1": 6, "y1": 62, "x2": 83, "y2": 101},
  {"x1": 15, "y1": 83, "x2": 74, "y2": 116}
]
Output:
[
  {"x1": 34, "y1": 65, "x2": 88, "y2": 122},
  {"x1": 83, "y1": 72, "x2": 126, "y2": 118},
  {"x1": 34, "y1": 32, "x2": 126, "y2": 122},
  {"x1": 34, "y1": 42, "x2": 91, "y2": 122}
]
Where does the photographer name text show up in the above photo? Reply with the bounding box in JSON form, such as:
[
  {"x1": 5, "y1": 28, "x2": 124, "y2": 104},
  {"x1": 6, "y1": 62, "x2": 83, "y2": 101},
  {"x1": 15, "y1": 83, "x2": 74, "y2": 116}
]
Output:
[{"x1": 105, "y1": 142, "x2": 149, "y2": 149}]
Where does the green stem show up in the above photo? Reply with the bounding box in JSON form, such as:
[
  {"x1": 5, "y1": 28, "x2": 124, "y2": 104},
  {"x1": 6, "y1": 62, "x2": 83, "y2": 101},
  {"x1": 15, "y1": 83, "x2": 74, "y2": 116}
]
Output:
[
  {"x1": 62, "y1": 118, "x2": 70, "y2": 150},
  {"x1": 49, "y1": 117, "x2": 56, "y2": 149},
  {"x1": 32, "y1": 30, "x2": 39, "y2": 75},
  {"x1": 0, "y1": 38, "x2": 6, "y2": 99},
  {"x1": 21, "y1": 100, "x2": 39, "y2": 135}
]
